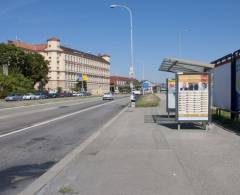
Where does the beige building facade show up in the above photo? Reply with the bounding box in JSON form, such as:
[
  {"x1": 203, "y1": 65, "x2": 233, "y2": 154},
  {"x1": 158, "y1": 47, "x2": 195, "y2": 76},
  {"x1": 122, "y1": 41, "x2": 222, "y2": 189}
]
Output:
[{"x1": 9, "y1": 37, "x2": 110, "y2": 95}]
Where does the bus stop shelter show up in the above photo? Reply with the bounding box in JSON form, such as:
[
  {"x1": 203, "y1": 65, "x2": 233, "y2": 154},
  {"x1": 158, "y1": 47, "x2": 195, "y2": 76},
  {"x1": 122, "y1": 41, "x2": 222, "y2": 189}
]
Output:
[
  {"x1": 159, "y1": 57, "x2": 214, "y2": 130},
  {"x1": 160, "y1": 58, "x2": 214, "y2": 73}
]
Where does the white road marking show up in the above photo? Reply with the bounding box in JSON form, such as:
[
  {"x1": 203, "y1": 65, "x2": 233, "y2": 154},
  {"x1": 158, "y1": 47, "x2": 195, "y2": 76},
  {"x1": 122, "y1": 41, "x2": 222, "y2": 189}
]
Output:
[
  {"x1": 18, "y1": 103, "x2": 127, "y2": 195},
  {"x1": 0, "y1": 98, "x2": 103, "y2": 120},
  {"x1": 0, "y1": 98, "x2": 128, "y2": 139}
]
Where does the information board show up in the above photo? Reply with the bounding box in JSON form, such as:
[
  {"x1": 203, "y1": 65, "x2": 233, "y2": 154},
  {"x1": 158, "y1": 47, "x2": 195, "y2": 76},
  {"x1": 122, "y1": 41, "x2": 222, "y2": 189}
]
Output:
[
  {"x1": 177, "y1": 74, "x2": 209, "y2": 121},
  {"x1": 166, "y1": 79, "x2": 176, "y2": 112}
]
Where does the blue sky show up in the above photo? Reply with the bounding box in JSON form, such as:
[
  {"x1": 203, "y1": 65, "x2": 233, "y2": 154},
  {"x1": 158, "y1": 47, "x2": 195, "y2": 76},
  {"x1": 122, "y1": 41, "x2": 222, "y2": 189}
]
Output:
[{"x1": 0, "y1": 0, "x2": 240, "y2": 82}]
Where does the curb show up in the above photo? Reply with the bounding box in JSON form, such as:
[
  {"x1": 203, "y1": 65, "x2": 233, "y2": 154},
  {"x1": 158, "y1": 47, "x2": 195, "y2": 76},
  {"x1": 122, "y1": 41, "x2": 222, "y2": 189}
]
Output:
[{"x1": 18, "y1": 105, "x2": 128, "y2": 195}]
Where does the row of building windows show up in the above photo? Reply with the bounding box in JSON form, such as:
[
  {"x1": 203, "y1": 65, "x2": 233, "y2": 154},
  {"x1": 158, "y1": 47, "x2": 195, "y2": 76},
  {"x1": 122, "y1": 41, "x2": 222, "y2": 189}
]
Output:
[
  {"x1": 65, "y1": 73, "x2": 109, "y2": 84},
  {"x1": 116, "y1": 80, "x2": 127, "y2": 86},
  {"x1": 64, "y1": 55, "x2": 108, "y2": 69},
  {"x1": 65, "y1": 63, "x2": 109, "y2": 77},
  {"x1": 65, "y1": 82, "x2": 109, "y2": 90}
]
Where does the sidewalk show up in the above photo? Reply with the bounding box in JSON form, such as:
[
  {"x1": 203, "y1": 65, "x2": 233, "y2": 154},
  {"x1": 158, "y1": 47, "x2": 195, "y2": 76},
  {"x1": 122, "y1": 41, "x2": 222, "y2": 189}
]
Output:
[{"x1": 23, "y1": 94, "x2": 240, "y2": 195}]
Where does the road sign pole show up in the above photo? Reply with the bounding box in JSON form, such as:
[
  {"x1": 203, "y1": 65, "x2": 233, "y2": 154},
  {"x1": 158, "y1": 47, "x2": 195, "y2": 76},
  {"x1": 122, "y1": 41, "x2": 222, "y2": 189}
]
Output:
[{"x1": 82, "y1": 80, "x2": 84, "y2": 92}]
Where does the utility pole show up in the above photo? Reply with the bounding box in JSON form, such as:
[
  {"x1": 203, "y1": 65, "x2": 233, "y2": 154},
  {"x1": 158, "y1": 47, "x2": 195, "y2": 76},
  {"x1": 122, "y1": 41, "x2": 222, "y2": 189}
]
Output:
[{"x1": 142, "y1": 63, "x2": 145, "y2": 95}]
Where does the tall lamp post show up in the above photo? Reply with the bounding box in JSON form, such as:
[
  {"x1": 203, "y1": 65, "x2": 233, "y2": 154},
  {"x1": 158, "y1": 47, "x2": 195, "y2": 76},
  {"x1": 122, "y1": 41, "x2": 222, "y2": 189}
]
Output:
[{"x1": 110, "y1": 4, "x2": 134, "y2": 93}]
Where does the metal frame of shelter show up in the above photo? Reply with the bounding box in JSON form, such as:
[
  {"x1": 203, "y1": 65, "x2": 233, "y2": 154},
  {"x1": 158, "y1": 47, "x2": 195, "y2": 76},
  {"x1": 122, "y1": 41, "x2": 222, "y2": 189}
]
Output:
[{"x1": 159, "y1": 58, "x2": 215, "y2": 130}]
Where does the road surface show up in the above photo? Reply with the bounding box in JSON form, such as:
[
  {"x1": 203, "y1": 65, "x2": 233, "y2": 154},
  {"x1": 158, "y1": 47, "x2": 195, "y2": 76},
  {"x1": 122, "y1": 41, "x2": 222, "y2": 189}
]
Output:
[{"x1": 0, "y1": 96, "x2": 129, "y2": 195}]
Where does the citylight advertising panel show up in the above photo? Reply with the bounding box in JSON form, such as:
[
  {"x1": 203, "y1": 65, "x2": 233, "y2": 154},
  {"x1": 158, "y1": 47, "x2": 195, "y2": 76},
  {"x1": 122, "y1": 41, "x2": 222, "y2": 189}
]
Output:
[
  {"x1": 177, "y1": 74, "x2": 209, "y2": 121},
  {"x1": 236, "y1": 58, "x2": 240, "y2": 111},
  {"x1": 167, "y1": 79, "x2": 176, "y2": 111}
]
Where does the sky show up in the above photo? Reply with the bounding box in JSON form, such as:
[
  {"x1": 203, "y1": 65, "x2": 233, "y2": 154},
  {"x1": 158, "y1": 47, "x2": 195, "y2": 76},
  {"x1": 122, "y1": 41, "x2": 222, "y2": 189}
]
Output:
[{"x1": 1, "y1": 0, "x2": 240, "y2": 83}]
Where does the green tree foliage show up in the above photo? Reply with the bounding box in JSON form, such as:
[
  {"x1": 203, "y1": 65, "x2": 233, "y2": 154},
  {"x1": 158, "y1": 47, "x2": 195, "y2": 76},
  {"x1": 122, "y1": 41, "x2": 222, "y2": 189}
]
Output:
[
  {"x1": 73, "y1": 80, "x2": 87, "y2": 92},
  {"x1": 57, "y1": 87, "x2": 63, "y2": 93},
  {"x1": 23, "y1": 52, "x2": 49, "y2": 85},
  {"x1": 0, "y1": 73, "x2": 34, "y2": 97},
  {"x1": 0, "y1": 43, "x2": 49, "y2": 96},
  {"x1": 0, "y1": 43, "x2": 49, "y2": 85},
  {"x1": 0, "y1": 44, "x2": 25, "y2": 74}
]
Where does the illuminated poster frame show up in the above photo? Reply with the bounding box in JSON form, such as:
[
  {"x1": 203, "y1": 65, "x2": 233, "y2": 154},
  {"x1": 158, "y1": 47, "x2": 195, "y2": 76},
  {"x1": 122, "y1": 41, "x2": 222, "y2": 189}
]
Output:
[
  {"x1": 166, "y1": 79, "x2": 176, "y2": 114},
  {"x1": 176, "y1": 73, "x2": 211, "y2": 122}
]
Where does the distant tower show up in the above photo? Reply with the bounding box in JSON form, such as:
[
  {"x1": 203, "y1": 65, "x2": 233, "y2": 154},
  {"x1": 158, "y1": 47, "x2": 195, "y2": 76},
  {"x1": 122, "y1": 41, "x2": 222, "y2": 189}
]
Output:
[
  {"x1": 101, "y1": 54, "x2": 111, "y2": 63},
  {"x1": 46, "y1": 37, "x2": 61, "y2": 51}
]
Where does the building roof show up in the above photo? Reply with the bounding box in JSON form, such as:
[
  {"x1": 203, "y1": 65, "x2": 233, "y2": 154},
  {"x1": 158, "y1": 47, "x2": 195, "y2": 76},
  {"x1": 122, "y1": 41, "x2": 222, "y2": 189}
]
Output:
[
  {"x1": 47, "y1": 37, "x2": 60, "y2": 42},
  {"x1": 8, "y1": 38, "x2": 110, "y2": 64},
  {"x1": 60, "y1": 46, "x2": 110, "y2": 64},
  {"x1": 159, "y1": 57, "x2": 214, "y2": 73},
  {"x1": 211, "y1": 54, "x2": 233, "y2": 67},
  {"x1": 110, "y1": 76, "x2": 138, "y2": 84},
  {"x1": 8, "y1": 40, "x2": 47, "y2": 52}
]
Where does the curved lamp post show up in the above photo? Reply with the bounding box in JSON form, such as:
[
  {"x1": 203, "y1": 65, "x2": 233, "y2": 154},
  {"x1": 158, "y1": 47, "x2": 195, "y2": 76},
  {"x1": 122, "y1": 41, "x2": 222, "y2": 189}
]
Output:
[{"x1": 110, "y1": 4, "x2": 134, "y2": 93}]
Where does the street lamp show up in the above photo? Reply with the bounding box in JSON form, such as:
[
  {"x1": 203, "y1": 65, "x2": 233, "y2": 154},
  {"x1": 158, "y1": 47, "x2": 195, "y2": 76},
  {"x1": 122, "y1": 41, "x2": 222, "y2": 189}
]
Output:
[
  {"x1": 110, "y1": 4, "x2": 134, "y2": 93},
  {"x1": 178, "y1": 29, "x2": 191, "y2": 57}
]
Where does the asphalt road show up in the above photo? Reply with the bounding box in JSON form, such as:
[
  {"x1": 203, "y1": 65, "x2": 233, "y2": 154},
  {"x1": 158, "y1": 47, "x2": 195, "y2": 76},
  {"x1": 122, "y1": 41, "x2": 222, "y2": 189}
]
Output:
[{"x1": 0, "y1": 96, "x2": 129, "y2": 195}]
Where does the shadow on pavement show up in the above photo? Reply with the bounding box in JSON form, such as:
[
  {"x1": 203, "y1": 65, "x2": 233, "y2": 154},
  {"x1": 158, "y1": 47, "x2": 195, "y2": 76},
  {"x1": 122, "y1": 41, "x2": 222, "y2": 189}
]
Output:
[
  {"x1": 0, "y1": 161, "x2": 55, "y2": 192},
  {"x1": 144, "y1": 114, "x2": 205, "y2": 130}
]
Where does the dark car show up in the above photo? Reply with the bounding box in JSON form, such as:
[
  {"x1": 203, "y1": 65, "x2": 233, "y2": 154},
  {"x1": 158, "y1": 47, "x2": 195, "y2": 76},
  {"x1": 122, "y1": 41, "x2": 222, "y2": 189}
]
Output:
[
  {"x1": 5, "y1": 93, "x2": 23, "y2": 101},
  {"x1": 85, "y1": 92, "x2": 92, "y2": 96},
  {"x1": 47, "y1": 93, "x2": 57, "y2": 98}
]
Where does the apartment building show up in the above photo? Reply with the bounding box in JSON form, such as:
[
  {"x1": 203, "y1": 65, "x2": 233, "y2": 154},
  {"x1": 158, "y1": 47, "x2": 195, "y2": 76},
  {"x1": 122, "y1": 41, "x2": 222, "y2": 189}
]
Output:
[{"x1": 8, "y1": 37, "x2": 110, "y2": 95}]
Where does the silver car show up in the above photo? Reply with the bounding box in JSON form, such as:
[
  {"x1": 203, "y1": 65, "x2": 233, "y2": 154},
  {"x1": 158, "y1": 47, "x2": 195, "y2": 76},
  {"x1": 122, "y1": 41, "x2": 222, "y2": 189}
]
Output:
[
  {"x1": 102, "y1": 92, "x2": 114, "y2": 100},
  {"x1": 23, "y1": 93, "x2": 36, "y2": 100}
]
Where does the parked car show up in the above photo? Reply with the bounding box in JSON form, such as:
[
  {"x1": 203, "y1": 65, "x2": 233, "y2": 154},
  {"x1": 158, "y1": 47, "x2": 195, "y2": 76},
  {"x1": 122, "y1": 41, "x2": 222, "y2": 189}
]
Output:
[
  {"x1": 47, "y1": 93, "x2": 57, "y2": 98},
  {"x1": 102, "y1": 92, "x2": 114, "y2": 100},
  {"x1": 35, "y1": 92, "x2": 48, "y2": 99},
  {"x1": 5, "y1": 93, "x2": 23, "y2": 101},
  {"x1": 23, "y1": 93, "x2": 36, "y2": 100},
  {"x1": 85, "y1": 92, "x2": 92, "y2": 96},
  {"x1": 64, "y1": 92, "x2": 73, "y2": 97},
  {"x1": 133, "y1": 90, "x2": 141, "y2": 95},
  {"x1": 73, "y1": 92, "x2": 84, "y2": 97}
]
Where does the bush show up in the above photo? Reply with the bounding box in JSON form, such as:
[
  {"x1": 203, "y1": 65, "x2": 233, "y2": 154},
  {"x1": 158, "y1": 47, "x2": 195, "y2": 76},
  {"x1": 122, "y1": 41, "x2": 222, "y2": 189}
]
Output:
[{"x1": 0, "y1": 73, "x2": 34, "y2": 97}]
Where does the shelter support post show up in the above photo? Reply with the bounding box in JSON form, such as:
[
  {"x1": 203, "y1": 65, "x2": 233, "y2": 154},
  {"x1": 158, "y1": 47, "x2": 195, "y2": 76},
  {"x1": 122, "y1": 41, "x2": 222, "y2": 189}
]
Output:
[{"x1": 177, "y1": 123, "x2": 181, "y2": 131}]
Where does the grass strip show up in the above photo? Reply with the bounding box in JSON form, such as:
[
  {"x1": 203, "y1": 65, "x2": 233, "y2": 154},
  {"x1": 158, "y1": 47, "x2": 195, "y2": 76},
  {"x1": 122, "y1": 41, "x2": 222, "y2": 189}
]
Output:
[
  {"x1": 212, "y1": 109, "x2": 240, "y2": 132},
  {"x1": 136, "y1": 94, "x2": 160, "y2": 107}
]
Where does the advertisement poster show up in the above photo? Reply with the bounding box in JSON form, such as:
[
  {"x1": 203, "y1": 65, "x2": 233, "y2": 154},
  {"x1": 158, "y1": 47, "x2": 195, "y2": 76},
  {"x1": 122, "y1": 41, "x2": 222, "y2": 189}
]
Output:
[
  {"x1": 178, "y1": 74, "x2": 209, "y2": 121},
  {"x1": 236, "y1": 58, "x2": 240, "y2": 110},
  {"x1": 167, "y1": 79, "x2": 176, "y2": 110}
]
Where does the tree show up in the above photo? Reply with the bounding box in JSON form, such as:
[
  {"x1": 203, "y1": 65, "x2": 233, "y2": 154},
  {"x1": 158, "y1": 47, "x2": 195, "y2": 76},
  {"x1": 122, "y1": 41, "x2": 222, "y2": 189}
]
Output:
[
  {"x1": 0, "y1": 43, "x2": 25, "y2": 74},
  {"x1": 23, "y1": 52, "x2": 49, "y2": 85},
  {"x1": 73, "y1": 80, "x2": 87, "y2": 92},
  {"x1": 57, "y1": 87, "x2": 62, "y2": 93},
  {"x1": 0, "y1": 43, "x2": 49, "y2": 86}
]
